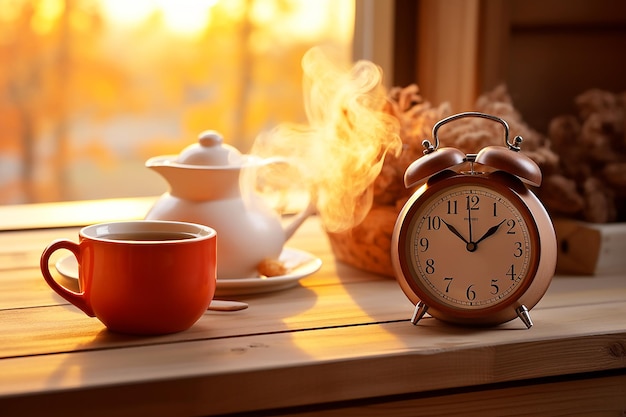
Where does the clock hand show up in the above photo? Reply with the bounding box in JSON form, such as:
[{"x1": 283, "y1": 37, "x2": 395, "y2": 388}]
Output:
[
  {"x1": 466, "y1": 197, "x2": 474, "y2": 244},
  {"x1": 441, "y1": 220, "x2": 469, "y2": 244},
  {"x1": 474, "y1": 219, "x2": 506, "y2": 246}
]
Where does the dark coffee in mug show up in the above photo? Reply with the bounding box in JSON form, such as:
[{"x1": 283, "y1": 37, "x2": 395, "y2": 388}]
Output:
[{"x1": 102, "y1": 232, "x2": 197, "y2": 241}]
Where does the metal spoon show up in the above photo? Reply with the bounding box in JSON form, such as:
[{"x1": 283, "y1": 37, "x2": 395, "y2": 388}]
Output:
[{"x1": 208, "y1": 300, "x2": 248, "y2": 311}]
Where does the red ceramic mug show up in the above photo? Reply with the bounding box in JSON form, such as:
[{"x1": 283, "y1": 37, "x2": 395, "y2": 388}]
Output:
[{"x1": 40, "y1": 220, "x2": 217, "y2": 335}]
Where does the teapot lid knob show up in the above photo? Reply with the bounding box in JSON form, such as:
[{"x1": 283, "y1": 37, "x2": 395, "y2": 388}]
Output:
[
  {"x1": 198, "y1": 130, "x2": 224, "y2": 147},
  {"x1": 176, "y1": 130, "x2": 244, "y2": 166}
]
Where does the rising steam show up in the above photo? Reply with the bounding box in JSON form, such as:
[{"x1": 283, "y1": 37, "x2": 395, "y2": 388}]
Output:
[{"x1": 250, "y1": 47, "x2": 401, "y2": 233}]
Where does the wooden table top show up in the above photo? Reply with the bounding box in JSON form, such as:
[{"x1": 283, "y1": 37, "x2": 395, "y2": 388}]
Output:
[{"x1": 1, "y1": 199, "x2": 625, "y2": 416}]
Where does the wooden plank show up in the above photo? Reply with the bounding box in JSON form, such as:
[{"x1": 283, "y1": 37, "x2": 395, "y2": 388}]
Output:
[
  {"x1": 3, "y1": 255, "x2": 626, "y2": 359},
  {"x1": 294, "y1": 373, "x2": 626, "y2": 417},
  {"x1": 2, "y1": 276, "x2": 626, "y2": 374},
  {"x1": 0, "y1": 278, "x2": 411, "y2": 358},
  {"x1": 0, "y1": 228, "x2": 80, "y2": 271},
  {"x1": 416, "y1": 0, "x2": 481, "y2": 111},
  {"x1": 1, "y1": 302, "x2": 625, "y2": 416},
  {"x1": 0, "y1": 197, "x2": 155, "y2": 231},
  {"x1": 477, "y1": 0, "x2": 511, "y2": 93},
  {"x1": 0, "y1": 268, "x2": 69, "y2": 310}
]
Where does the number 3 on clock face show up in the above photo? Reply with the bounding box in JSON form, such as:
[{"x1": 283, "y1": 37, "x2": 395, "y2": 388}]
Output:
[{"x1": 394, "y1": 174, "x2": 543, "y2": 325}]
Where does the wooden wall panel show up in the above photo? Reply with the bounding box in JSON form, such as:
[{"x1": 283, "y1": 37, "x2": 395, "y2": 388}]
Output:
[
  {"x1": 399, "y1": 0, "x2": 626, "y2": 132},
  {"x1": 486, "y1": 0, "x2": 626, "y2": 131}
]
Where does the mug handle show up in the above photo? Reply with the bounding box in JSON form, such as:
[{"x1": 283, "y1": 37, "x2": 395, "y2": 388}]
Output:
[{"x1": 40, "y1": 239, "x2": 95, "y2": 317}]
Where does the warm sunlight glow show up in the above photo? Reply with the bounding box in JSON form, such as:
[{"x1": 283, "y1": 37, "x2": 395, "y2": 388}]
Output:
[
  {"x1": 31, "y1": 0, "x2": 65, "y2": 34},
  {"x1": 249, "y1": 0, "x2": 353, "y2": 51},
  {"x1": 0, "y1": 2, "x2": 19, "y2": 22},
  {"x1": 100, "y1": 0, "x2": 352, "y2": 42},
  {"x1": 282, "y1": 283, "x2": 407, "y2": 358},
  {"x1": 101, "y1": 0, "x2": 218, "y2": 37},
  {"x1": 160, "y1": 1, "x2": 218, "y2": 36},
  {"x1": 101, "y1": 0, "x2": 153, "y2": 26}
]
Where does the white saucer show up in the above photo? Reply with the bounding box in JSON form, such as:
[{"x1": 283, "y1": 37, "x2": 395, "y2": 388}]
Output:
[{"x1": 55, "y1": 247, "x2": 322, "y2": 297}]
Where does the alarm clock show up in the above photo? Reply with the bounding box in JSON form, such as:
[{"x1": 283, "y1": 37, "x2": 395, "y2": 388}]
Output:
[{"x1": 391, "y1": 112, "x2": 557, "y2": 329}]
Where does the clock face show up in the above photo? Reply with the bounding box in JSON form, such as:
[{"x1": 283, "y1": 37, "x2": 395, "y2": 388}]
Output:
[{"x1": 399, "y1": 179, "x2": 539, "y2": 314}]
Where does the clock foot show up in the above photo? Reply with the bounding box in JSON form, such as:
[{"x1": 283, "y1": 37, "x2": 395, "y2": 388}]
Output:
[
  {"x1": 411, "y1": 302, "x2": 429, "y2": 325},
  {"x1": 516, "y1": 305, "x2": 533, "y2": 329}
]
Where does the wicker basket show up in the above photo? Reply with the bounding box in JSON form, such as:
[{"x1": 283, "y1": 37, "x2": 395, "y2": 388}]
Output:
[{"x1": 326, "y1": 205, "x2": 399, "y2": 277}]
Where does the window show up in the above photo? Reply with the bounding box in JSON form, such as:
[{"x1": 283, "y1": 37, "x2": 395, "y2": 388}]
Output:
[{"x1": 0, "y1": 0, "x2": 353, "y2": 204}]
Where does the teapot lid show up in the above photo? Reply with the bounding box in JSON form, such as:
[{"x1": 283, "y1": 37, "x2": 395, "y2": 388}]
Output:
[{"x1": 176, "y1": 130, "x2": 245, "y2": 166}]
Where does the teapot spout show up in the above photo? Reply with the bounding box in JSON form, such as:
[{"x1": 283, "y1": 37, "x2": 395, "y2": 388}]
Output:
[{"x1": 283, "y1": 200, "x2": 317, "y2": 242}]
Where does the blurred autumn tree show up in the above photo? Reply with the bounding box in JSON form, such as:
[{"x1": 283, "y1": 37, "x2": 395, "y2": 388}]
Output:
[
  {"x1": 0, "y1": 0, "x2": 353, "y2": 204},
  {"x1": 0, "y1": 0, "x2": 110, "y2": 202}
]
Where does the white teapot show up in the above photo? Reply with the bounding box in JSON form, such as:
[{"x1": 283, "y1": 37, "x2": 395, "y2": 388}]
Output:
[{"x1": 145, "y1": 130, "x2": 311, "y2": 279}]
